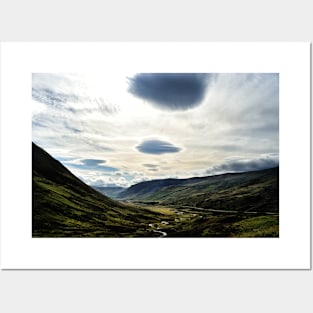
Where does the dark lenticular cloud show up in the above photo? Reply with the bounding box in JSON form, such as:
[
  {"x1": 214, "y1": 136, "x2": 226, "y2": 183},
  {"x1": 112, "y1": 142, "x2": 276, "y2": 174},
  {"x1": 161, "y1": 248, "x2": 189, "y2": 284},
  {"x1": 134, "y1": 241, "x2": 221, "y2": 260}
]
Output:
[
  {"x1": 136, "y1": 139, "x2": 181, "y2": 155},
  {"x1": 128, "y1": 73, "x2": 214, "y2": 111}
]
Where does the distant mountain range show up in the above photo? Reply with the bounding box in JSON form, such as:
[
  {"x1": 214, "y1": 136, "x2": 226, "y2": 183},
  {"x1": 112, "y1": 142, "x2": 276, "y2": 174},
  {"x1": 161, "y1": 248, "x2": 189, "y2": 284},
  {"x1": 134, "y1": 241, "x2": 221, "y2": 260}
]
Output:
[{"x1": 91, "y1": 186, "x2": 126, "y2": 199}]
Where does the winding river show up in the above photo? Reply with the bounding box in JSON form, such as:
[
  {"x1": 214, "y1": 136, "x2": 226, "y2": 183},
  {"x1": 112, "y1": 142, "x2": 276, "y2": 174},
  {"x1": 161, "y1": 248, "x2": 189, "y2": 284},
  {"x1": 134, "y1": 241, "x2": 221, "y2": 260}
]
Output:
[{"x1": 148, "y1": 223, "x2": 167, "y2": 237}]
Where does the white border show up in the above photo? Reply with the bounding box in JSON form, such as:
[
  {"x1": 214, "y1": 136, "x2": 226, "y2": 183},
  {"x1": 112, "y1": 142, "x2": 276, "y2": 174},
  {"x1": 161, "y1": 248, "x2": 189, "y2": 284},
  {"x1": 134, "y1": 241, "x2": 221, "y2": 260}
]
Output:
[{"x1": 0, "y1": 42, "x2": 310, "y2": 269}]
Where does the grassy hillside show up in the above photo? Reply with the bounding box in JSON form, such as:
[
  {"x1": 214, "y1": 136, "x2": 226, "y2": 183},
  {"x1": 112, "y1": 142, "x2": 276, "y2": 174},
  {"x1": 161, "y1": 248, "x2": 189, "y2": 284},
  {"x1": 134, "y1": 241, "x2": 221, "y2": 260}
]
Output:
[
  {"x1": 118, "y1": 167, "x2": 279, "y2": 237},
  {"x1": 118, "y1": 178, "x2": 191, "y2": 199},
  {"x1": 32, "y1": 142, "x2": 163, "y2": 237},
  {"x1": 119, "y1": 167, "x2": 279, "y2": 214}
]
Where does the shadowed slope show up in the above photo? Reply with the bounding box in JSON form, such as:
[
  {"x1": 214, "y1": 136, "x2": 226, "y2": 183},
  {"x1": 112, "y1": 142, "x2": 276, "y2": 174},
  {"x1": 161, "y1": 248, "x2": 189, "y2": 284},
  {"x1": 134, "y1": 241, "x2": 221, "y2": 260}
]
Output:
[
  {"x1": 119, "y1": 167, "x2": 279, "y2": 214},
  {"x1": 32, "y1": 142, "x2": 160, "y2": 237}
]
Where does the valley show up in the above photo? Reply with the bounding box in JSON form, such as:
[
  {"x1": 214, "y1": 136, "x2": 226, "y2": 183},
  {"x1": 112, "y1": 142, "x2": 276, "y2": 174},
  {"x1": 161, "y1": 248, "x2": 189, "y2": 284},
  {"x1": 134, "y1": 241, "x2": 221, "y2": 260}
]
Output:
[
  {"x1": 33, "y1": 142, "x2": 279, "y2": 238},
  {"x1": 120, "y1": 201, "x2": 278, "y2": 237}
]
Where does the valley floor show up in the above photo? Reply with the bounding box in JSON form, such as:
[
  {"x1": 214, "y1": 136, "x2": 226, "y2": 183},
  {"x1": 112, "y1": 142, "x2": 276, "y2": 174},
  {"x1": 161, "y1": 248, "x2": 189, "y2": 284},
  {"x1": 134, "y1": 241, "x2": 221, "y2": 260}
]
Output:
[
  {"x1": 118, "y1": 201, "x2": 279, "y2": 238},
  {"x1": 33, "y1": 199, "x2": 279, "y2": 238}
]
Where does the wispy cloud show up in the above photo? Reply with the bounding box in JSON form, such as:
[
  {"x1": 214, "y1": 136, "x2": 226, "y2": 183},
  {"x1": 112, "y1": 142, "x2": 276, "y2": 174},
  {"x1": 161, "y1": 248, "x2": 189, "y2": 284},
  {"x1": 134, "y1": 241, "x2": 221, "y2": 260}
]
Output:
[
  {"x1": 32, "y1": 87, "x2": 79, "y2": 109},
  {"x1": 32, "y1": 87, "x2": 119, "y2": 115},
  {"x1": 32, "y1": 73, "x2": 119, "y2": 116}
]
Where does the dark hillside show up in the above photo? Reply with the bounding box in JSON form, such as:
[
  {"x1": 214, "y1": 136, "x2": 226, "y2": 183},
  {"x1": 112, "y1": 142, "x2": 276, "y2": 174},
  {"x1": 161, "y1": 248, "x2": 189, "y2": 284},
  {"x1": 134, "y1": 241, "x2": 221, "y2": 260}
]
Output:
[
  {"x1": 33, "y1": 142, "x2": 114, "y2": 200},
  {"x1": 32, "y1": 142, "x2": 161, "y2": 237},
  {"x1": 118, "y1": 178, "x2": 190, "y2": 199},
  {"x1": 119, "y1": 167, "x2": 279, "y2": 214}
]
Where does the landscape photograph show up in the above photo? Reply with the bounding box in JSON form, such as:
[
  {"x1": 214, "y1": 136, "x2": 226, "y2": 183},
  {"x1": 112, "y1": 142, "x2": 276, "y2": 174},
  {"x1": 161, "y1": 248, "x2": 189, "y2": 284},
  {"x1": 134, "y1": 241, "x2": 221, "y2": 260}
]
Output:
[{"x1": 32, "y1": 72, "x2": 279, "y2": 238}]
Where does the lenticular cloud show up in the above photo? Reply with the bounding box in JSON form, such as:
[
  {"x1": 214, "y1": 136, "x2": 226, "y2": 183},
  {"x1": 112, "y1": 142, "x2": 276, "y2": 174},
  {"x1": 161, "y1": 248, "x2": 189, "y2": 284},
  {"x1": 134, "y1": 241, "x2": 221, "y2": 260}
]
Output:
[{"x1": 128, "y1": 73, "x2": 214, "y2": 111}]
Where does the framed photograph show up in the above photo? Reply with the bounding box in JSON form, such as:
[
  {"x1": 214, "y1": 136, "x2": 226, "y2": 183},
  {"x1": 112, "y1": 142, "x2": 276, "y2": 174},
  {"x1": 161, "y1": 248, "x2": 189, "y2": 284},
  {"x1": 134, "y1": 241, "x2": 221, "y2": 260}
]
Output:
[{"x1": 0, "y1": 42, "x2": 310, "y2": 269}]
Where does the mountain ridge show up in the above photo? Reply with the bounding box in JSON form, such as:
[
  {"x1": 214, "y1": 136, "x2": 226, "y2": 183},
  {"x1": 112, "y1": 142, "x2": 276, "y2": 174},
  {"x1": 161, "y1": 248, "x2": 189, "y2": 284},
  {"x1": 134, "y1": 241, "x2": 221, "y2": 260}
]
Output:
[{"x1": 118, "y1": 166, "x2": 278, "y2": 206}]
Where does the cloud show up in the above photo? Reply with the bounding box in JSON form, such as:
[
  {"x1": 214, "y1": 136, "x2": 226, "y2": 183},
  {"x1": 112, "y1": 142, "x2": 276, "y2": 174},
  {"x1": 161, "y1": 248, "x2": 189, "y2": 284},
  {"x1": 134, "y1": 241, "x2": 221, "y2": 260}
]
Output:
[
  {"x1": 77, "y1": 174, "x2": 128, "y2": 188},
  {"x1": 75, "y1": 169, "x2": 150, "y2": 188},
  {"x1": 32, "y1": 87, "x2": 79, "y2": 109},
  {"x1": 55, "y1": 156, "x2": 76, "y2": 162},
  {"x1": 209, "y1": 73, "x2": 279, "y2": 130},
  {"x1": 60, "y1": 158, "x2": 118, "y2": 172},
  {"x1": 136, "y1": 139, "x2": 181, "y2": 155},
  {"x1": 70, "y1": 163, "x2": 118, "y2": 172},
  {"x1": 142, "y1": 164, "x2": 158, "y2": 168},
  {"x1": 32, "y1": 73, "x2": 119, "y2": 116},
  {"x1": 205, "y1": 155, "x2": 279, "y2": 176},
  {"x1": 33, "y1": 87, "x2": 119, "y2": 115},
  {"x1": 128, "y1": 73, "x2": 214, "y2": 111},
  {"x1": 81, "y1": 159, "x2": 106, "y2": 166},
  {"x1": 142, "y1": 164, "x2": 160, "y2": 172}
]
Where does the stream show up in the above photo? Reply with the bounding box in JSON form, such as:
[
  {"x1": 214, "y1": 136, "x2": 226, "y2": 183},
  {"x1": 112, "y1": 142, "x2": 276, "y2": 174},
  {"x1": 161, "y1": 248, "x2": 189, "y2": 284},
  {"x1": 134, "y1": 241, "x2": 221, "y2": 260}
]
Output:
[{"x1": 148, "y1": 223, "x2": 167, "y2": 237}]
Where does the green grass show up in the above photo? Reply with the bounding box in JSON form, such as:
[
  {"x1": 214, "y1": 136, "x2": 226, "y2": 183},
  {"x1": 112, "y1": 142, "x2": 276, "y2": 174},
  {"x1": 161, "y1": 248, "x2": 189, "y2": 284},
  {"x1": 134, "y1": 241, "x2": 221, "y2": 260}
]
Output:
[{"x1": 231, "y1": 215, "x2": 279, "y2": 237}]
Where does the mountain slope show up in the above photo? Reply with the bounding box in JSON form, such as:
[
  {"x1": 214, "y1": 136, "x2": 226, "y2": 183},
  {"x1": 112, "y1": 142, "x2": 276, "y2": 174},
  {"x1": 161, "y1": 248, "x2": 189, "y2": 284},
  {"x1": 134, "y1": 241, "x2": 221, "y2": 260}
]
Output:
[
  {"x1": 118, "y1": 178, "x2": 194, "y2": 199},
  {"x1": 119, "y1": 167, "x2": 279, "y2": 214},
  {"x1": 32, "y1": 142, "x2": 161, "y2": 237}
]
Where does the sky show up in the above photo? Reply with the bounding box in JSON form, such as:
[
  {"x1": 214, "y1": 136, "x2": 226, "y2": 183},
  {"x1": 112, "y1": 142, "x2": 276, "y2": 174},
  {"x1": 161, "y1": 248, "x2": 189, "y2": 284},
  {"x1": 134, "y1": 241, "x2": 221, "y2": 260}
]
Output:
[{"x1": 32, "y1": 73, "x2": 279, "y2": 187}]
